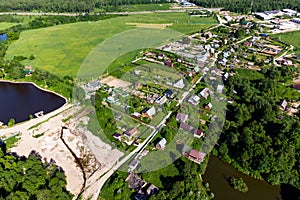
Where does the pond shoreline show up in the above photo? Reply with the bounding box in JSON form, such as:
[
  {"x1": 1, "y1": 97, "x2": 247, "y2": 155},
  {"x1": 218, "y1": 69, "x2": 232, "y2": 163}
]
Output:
[
  {"x1": 0, "y1": 79, "x2": 68, "y2": 102},
  {"x1": 0, "y1": 80, "x2": 67, "y2": 126},
  {"x1": 203, "y1": 155, "x2": 300, "y2": 200}
]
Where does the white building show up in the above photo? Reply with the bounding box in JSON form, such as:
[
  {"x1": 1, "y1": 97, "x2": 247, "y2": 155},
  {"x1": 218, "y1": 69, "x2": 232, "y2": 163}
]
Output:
[
  {"x1": 254, "y1": 12, "x2": 273, "y2": 20},
  {"x1": 291, "y1": 18, "x2": 300, "y2": 24},
  {"x1": 200, "y1": 88, "x2": 210, "y2": 99},
  {"x1": 156, "y1": 138, "x2": 167, "y2": 150},
  {"x1": 224, "y1": 15, "x2": 233, "y2": 22},
  {"x1": 217, "y1": 85, "x2": 224, "y2": 93},
  {"x1": 188, "y1": 95, "x2": 200, "y2": 105},
  {"x1": 174, "y1": 79, "x2": 185, "y2": 89}
]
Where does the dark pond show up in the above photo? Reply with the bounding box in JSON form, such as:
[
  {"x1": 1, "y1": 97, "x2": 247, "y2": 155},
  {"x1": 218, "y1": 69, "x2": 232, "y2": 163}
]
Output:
[
  {"x1": 0, "y1": 82, "x2": 66, "y2": 124},
  {"x1": 203, "y1": 156, "x2": 300, "y2": 200}
]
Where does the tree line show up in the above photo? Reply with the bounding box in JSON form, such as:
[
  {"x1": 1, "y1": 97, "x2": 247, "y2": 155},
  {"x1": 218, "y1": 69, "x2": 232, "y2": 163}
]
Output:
[
  {"x1": 0, "y1": 142, "x2": 73, "y2": 199},
  {"x1": 218, "y1": 67, "x2": 300, "y2": 190},
  {"x1": 190, "y1": 0, "x2": 300, "y2": 13},
  {"x1": 0, "y1": 0, "x2": 172, "y2": 13}
]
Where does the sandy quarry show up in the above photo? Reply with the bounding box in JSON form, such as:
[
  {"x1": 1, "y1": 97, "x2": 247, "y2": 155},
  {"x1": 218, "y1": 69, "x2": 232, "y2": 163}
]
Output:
[{"x1": 3, "y1": 104, "x2": 124, "y2": 199}]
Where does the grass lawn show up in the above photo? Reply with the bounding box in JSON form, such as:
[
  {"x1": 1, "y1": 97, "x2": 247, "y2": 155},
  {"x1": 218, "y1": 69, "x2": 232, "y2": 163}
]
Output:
[
  {"x1": 4, "y1": 135, "x2": 20, "y2": 149},
  {"x1": 272, "y1": 30, "x2": 300, "y2": 53},
  {"x1": 0, "y1": 22, "x2": 18, "y2": 30},
  {"x1": 236, "y1": 68, "x2": 264, "y2": 80},
  {"x1": 6, "y1": 13, "x2": 217, "y2": 77}
]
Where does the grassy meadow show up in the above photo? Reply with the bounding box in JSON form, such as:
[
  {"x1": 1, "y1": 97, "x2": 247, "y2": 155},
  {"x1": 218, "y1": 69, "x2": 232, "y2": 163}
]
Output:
[
  {"x1": 272, "y1": 30, "x2": 300, "y2": 53},
  {"x1": 0, "y1": 22, "x2": 18, "y2": 30},
  {"x1": 6, "y1": 13, "x2": 217, "y2": 77}
]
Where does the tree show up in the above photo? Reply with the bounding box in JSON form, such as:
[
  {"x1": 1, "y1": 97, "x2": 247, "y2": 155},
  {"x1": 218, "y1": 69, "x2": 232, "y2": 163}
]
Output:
[
  {"x1": 0, "y1": 146, "x2": 73, "y2": 199},
  {"x1": 7, "y1": 118, "x2": 15, "y2": 127}
]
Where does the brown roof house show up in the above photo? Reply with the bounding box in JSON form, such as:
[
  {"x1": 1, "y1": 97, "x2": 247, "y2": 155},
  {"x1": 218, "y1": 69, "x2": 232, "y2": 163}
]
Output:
[
  {"x1": 124, "y1": 127, "x2": 138, "y2": 138},
  {"x1": 194, "y1": 129, "x2": 204, "y2": 138},
  {"x1": 187, "y1": 149, "x2": 206, "y2": 164},
  {"x1": 179, "y1": 122, "x2": 192, "y2": 131},
  {"x1": 126, "y1": 173, "x2": 146, "y2": 191},
  {"x1": 176, "y1": 113, "x2": 188, "y2": 123}
]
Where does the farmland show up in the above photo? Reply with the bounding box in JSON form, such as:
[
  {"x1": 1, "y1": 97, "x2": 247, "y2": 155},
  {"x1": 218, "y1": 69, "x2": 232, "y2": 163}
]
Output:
[
  {"x1": 6, "y1": 13, "x2": 217, "y2": 77},
  {"x1": 272, "y1": 30, "x2": 300, "y2": 53}
]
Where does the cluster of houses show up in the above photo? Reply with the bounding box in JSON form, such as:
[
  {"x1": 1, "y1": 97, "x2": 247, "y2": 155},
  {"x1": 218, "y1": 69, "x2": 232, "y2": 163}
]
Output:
[
  {"x1": 161, "y1": 38, "x2": 211, "y2": 68},
  {"x1": 175, "y1": 112, "x2": 205, "y2": 138},
  {"x1": 243, "y1": 35, "x2": 284, "y2": 55},
  {"x1": 112, "y1": 126, "x2": 140, "y2": 146},
  {"x1": 81, "y1": 79, "x2": 102, "y2": 100},
  {"x1": 125, "y1": 173, "x2": 159, "y2": 200},
  {"x1": 143, "y1": 50, "x2": 203, "y2": 80}
]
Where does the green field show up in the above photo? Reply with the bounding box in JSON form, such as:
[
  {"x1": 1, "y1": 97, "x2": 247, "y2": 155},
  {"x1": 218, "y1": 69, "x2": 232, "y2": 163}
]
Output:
[
  {"x1": 272, "y1": 30, "x2": 300, "y2": 53},
  {"x1": 6, "y1": 13, "x2": 217, "y2": 77},
  {"x1": 0, "y1": 22, "x2": 18, "y2": 30}
]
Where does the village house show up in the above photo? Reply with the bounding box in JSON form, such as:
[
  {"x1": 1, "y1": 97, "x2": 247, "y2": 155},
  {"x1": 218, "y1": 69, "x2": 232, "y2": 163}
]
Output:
[
  {"x1": 158, "y1": 53, "x2": 166, "y2": 60},
  {"x1": 146, "y1": 184, "x2": 159, "y2": 196},
  {"x1": 179, "y1": 122, "x2": 192, "y2": 131},
  {"x1": 194, "y1": 129, "x2": 204, "y2": 138},
  {"x1": 128, "y1": 160, "x2": 139, "y2": 172},
  {"x1": 126, "y1": 173, "x2": 146, "y2": 190},
  {"x1": 205, "y1": 103, "x2": 213, "y2": 110},
  {"x1": 142, "y1": 107, "x2": 156, "y2": 119},
  {"x1": 174, "y1": 79, "x2": 185, "y2": 89},
  {"x1": 124, "y1": 127, "x2": 138, "y2": 138},
  {"x1": 146, "y1": 94, "x2": 159, "y2": 104},
  {"x1": 131, "y1": 112, "x2": 141, "y2": 119},
  {"x1": 115, "y1": 113, "x2": 122, "y2": 121},
  {"x1": 156, "y1": 138, "x2": 167, "y2": 150},
  {"x1": 294, "y1": 84, "x2": 300, "y2": 92},
  {"x1": 134, "y1": 82, "x2": 143, "y2": 89},
  {"x1": 185, "y1": 149, "x2": 206, "y2": 164},
  {"x1": 188, "y1": 95, "x2": 200, "y2": 105},
  {"x1": 24, "y1": 65, "x2": 34, "y2": 76},
  {"x1": 164, "y1": 89, "x2": 175, "y2": 98},
  {"x1": 204, "y1": 31, "x2": 213, "y2": 39},
  {"x1": 244, "y1": 41, "x2": 252, "y2": 47},
  {"x1": 176, "y1": 113, "x2": 188, "y2": 123},
  {"x1": 261, "y1": 44, "x2": 283, "y2": 55},
  {"x1": 217, "y1": 85, "x2": 224, "y2": 93},
  {"x1": 154, "y1": 96, "x2": 168, "y2": 105},
  {"x1": 280, "y1": 100, "x2": 288, "y2": 110},
  {"x1": 112, "y1": 133, "x2": 122, "y2": 141},
  {"x1": 199, "y1": 87, "x2": 210, "y2": 99},
  {"x1": 134, "y1": 70, "x2": 141, "y2": 76},
  {"x1": 164, "y1": 59, "x2": 174, "y2": 67}
]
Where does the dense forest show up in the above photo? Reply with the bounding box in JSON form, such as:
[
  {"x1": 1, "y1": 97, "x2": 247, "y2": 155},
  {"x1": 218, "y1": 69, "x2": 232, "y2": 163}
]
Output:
[
  {"x1": 190, "y1": 0, "x2": 300, "y2": 13},
  {"x1": 219, "y1": 67, "x2": 300, "y2": 190},
  {"x1": 0, "y1": 0, "x2": 172, "y2": 13},
  {"x1": 0, "y1": 142, "x2": 73, "y2": 199}
]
